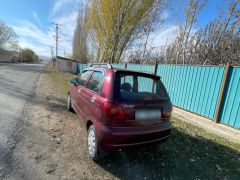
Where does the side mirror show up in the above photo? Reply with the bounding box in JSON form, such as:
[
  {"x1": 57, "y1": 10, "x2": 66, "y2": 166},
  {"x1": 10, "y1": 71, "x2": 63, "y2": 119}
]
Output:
[{"x1": 71, "y1": 78, "x2": 78, "y2": 86}]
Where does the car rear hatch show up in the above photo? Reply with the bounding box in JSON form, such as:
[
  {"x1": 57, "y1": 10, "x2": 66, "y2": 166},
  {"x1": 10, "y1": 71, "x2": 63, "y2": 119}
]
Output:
[{"x1": 107, "y1": 70, "x2": 172, "y2": 127}]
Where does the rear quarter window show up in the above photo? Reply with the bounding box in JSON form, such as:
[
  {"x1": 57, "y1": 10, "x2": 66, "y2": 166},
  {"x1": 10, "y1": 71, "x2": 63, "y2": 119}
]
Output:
[
  {"x1": 78, "y1": 71, "x2": 92, "y2": 86},
  {"x1": 86, "y1": 71, "x2": 105, "y2": 94}
]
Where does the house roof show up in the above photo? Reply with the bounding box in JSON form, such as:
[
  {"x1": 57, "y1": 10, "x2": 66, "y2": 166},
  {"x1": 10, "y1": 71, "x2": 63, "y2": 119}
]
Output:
[{"x1": 57, "y1": 56, "x2": 79, "y2": 63}]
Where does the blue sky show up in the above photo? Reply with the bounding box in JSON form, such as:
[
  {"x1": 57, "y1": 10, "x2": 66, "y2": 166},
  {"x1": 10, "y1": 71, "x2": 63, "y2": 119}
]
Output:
[
  {"x1": 0, "y1": 0, "x2": 222, "y2": 57},
  {"x1": 0, "y1": 0, "x2": 83, "y2": 57}
]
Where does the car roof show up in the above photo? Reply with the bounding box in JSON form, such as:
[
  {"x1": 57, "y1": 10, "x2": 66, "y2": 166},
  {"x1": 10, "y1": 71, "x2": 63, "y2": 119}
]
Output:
[{"x1": 83, "y1": 66, "x2": 159, "y2": 78}]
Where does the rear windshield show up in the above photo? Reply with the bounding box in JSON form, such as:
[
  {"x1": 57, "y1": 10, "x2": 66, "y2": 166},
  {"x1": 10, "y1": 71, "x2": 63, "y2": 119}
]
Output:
[{"x1": 114, "y1": 72, "x2": 170, "y2": 101}]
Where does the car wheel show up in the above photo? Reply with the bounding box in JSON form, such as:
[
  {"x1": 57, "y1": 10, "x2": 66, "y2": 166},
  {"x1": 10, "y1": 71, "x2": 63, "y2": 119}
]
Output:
[
  {"x1": 67, "y1": 94, "x2": 73, "y2": 111},
  {"x1": 88, "y1": 125, "x2": 101, "y2": 161}
]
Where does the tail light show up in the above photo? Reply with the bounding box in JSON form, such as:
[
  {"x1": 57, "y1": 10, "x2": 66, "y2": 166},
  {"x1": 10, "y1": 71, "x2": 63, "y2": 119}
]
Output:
[
  {"x1": 162, "y1": 106, "x2": 172, "y2": 118},
  {"x1": 162, "y1": 111, "x2": 172, "y2": 118},
  {"x1": 102, "y1": 103, "x2": 125, "y2": 125}
]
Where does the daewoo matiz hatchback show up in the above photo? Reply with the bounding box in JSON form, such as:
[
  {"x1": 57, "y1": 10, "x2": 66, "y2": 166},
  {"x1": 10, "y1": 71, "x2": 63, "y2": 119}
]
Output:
[{"x1": 67, "y1": 64, "x2": 172, "y2": 160}]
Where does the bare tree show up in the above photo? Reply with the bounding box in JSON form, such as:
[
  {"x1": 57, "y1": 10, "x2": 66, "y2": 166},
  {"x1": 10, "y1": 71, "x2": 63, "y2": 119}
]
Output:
[
  {"x1": 141, "y1": 1, "x2": 168, "y2": 63},
  {"x1": 162, "y1": 0, "x2": 239, "y2": 65},
  {"x1": 72, "y1": 8, "x2": 89, "y2": 63},
  {"x1": 87, "y1": 0, "x2": 167, "y2": 63},
  {"x1": 0, "y1": 20, "x2": 18, "y2": 52},
  {"x1": 174, "y1": 0, "x2": 207, "y2": 64},
  {"x1": 189, "y1": 0, "x2": 240, "y2": 65}
]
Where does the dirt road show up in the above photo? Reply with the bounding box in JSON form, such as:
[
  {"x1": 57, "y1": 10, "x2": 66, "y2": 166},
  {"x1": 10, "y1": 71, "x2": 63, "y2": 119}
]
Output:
[
  {"x1": 0, "y1": 64, "x2": 44, "y2": 179},
  {"x1": 5, "y1": 67, "x2": 114, "y2": 179},
  {"x1": 1, "y1": 64, "x2": 239, "y2": 179}
]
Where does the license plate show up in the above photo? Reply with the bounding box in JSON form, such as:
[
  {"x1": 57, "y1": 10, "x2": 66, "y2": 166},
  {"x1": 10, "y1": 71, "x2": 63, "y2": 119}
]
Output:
[{"x1": 135, "y1": 109, "x2": 161, "y2": 121}]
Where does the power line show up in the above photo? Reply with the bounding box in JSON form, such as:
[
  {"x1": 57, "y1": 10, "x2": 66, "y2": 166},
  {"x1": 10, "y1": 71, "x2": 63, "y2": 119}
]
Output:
[
  {"x1": 52, "y1": 22, "x2": 62, "y2": 66},
  {"x1": 53, "y1": 0, "x2": 79, "y2": 58}
]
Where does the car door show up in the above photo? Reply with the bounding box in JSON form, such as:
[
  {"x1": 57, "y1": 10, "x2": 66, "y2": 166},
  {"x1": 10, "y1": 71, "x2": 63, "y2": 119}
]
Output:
[
  {"x1": 81, "y1": 70, "x2": 105, "y2": 124},
  {"x1": 75, "y1": 70, "x2": 93, "y2": 118}
]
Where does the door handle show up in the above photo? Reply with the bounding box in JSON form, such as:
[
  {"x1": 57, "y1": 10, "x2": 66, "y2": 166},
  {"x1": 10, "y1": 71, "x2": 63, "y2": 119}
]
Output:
[{"x1": 90, "y1": 98, "x2": 96, "y2": 104}]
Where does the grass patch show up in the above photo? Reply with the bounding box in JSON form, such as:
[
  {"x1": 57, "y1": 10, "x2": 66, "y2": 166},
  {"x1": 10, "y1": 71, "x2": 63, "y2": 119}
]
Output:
[
  {"x1": 172, "y1": 117, "x2": 240, "y2": 152},
  {"x1": 47, "y1": 66, "x2": 77, "y2": 98},
  {"x1": 97, "y1": 118, "x2": 240, "y2": 179},
  {"x1": 48, "y1": 67, "x2": 240, "y2": 179}
]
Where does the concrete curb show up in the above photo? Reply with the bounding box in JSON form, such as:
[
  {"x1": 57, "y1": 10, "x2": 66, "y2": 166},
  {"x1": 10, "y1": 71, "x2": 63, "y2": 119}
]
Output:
[{"x1": 173, "y1": 107, "x2": 240, "y2": 144}]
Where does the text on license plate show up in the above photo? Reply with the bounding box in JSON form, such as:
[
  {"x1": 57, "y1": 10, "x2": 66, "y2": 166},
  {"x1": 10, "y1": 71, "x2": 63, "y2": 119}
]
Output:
[{"x1": 135, "y1": 109, "x2": 161, "y2": 121}]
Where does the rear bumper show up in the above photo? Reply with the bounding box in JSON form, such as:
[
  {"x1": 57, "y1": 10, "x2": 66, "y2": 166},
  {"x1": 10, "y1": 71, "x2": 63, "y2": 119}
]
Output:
[{"x1": 96, "y1": 121, "x2": 172, "y2": 151}]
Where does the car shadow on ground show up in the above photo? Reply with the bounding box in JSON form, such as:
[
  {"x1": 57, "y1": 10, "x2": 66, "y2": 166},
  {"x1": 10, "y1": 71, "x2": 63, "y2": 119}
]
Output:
[{"x1": 97, "y1": 127, "x2": 240, "y2": 179}]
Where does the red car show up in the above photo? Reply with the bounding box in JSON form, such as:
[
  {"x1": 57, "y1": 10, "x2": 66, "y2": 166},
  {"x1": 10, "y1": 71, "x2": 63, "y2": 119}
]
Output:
[{"x1": 67, "y1": 64, "x2": 172, "y2": 160}]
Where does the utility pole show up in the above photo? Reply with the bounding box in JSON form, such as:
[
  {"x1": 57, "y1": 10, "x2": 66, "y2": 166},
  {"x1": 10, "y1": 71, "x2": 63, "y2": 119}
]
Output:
[
  {"x1": 52, "y1": 22, "x2": 62, "y2": 66},
  {"x1": 51, "y1": 46, "x2": 54, "y2": 66}
]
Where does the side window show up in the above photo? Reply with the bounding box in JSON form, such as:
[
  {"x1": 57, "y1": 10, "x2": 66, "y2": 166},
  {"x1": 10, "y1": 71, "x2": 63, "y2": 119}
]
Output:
[
  {"x1": 79, "y1": 71, "x2": 92, "y2": 86},
  {"x1": 86, "y1": 71, "x2": 105, "y2": 93}
]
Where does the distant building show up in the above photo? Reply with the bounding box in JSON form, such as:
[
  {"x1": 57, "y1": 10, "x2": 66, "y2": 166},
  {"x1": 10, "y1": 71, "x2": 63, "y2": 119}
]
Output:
[{"x1": 57, "y1": 56, "x2": 78, "y2": 74}]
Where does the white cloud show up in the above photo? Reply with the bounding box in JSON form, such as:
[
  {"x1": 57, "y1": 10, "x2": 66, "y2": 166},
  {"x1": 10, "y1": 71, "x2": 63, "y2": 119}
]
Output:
[
  {"x1": 49, "y1": 0, "x2": 87, "y2": 57},
  {"x1": 51, "y1": 0, "x2": 86, "y2": 17},
  {"x1": 52, "y1": 10, "x2": 79, "y2": 38},
  {"x1": 12, "y1": 21, "x2": 51, "y2": 45},
  {"x1": 10, "y1": 0, "x2": 176, "y2": 59},
  {"x1": 32, "y1": 11, "x2": 41, "y2": 26},
  {"x1": 11, "y1": 20, "x2": 54, "y2": 57},
  {"x1": 10, "y1": 0, "x2": 85, "y2": 57},
  {"x1": 122, "y1": 25, "x2": 179, "y2": 60},
  {"x1": 18, "y1": 37, "x2": 50, "y2": 57},
  {"x1": 52, "y1": 0, "x2": 70, "y2": 15},
  {"x1": 127, "y1": 25, "x2": 179, "y2": 53},
  {"x1": 148, "y1": 25, "x2": 179, "y2": 48}
]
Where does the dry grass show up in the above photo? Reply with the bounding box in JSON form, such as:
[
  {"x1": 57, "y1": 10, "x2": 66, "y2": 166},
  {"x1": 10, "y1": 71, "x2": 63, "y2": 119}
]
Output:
[
  {"x1": 47, "y1": 67, "x2": 240, "y2": 179},
  {"x1": 47, "y1": 66, "x2": 77, "y2": 99}
]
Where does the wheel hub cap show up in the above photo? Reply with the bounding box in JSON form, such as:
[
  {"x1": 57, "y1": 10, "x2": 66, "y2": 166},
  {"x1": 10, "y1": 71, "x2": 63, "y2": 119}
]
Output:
[
  {"x1": 67, "y1": 95, "x2": 70, "y2": 107},
  {"x1": 88, "y1": 129, "x2": 96, "y2": 156}
]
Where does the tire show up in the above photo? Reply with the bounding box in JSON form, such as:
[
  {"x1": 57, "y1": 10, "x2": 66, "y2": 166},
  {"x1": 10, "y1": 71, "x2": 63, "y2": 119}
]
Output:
[
  {"x1": 87, "y1": 125, "x2": 101, "y2": 161},
  {"x1": 67, "y1": 94, "x2": 73, "y2": 111}
]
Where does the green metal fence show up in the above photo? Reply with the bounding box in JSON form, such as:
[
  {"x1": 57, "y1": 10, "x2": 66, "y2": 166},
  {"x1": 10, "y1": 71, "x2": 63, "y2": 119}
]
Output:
[
  {"x1": 157, "y1": 65, "x2": 225, "y2": 120},
  {"x1": 77, "y1": 63, "x2": 240, "y2": 129},
  {"x1": 219, "y1": 67, "x2": 240, "y2": 128}
]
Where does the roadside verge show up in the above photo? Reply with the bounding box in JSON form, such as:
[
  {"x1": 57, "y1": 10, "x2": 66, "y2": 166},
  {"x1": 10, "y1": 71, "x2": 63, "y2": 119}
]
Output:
[
  {"x1": 11, "y1": 66, "x2": 240, "y2": 179},
  {"x1": 11, "y1": 66, "x2": 115, "y2": 179},
  {"x1": 173, "y1": 107, "x2": 240, "y2": 144}
]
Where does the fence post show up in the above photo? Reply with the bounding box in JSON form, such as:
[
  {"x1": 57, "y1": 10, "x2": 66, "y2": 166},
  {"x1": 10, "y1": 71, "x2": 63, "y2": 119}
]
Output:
[
  {"x1": 152, "y1": 63, "x2": 158, "y2": 92},
  {"x1": 214, "y1": 62, "x2": 230, "y2": 123},
  {"x1": 153, "y1": 62, "x2": 158, "y2": 75},
  {"x1": 125, "y1": 63, "x2": 127, "y2": 69}
]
